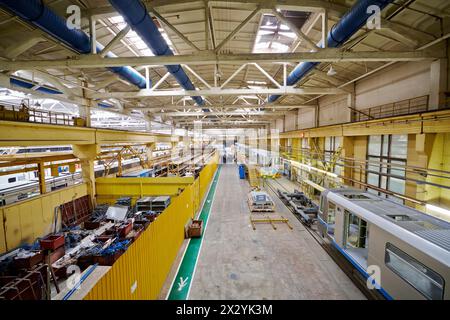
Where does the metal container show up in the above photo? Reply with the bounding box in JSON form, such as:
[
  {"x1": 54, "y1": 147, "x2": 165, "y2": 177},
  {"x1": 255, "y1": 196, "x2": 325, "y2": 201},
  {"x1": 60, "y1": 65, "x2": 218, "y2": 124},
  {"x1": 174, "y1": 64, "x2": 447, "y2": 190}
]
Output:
[{"x1": 40, "y1": 235, "x2": 65, "y2": 251}]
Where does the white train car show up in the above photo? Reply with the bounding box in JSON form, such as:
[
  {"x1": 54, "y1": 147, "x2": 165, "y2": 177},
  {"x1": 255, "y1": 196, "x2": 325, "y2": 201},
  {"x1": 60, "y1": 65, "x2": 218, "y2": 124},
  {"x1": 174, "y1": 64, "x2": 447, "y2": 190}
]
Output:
[
  {"x1": 318, "y1": 188, "x2": 450, "y2": 300},
  {"x1": 0, "y1": 157, "x2": 143, "y2": 207},
  {"x1": 0, "y1": 173, "x2": 83, "y2": 206}
]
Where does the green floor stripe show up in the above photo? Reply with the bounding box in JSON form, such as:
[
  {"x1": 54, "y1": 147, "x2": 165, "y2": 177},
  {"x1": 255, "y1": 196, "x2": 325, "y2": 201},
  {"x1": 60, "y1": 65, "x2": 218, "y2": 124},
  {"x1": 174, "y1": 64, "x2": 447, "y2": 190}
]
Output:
[{"x1": 167, "y1": 165, "x2": 222, "y2": 300}]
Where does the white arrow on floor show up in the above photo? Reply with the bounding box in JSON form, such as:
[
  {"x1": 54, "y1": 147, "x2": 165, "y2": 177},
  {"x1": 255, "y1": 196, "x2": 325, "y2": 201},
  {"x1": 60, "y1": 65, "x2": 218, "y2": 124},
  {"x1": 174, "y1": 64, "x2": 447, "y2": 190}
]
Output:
[{"x1": 178, "y1": 276, "x2": 189, "y2": 291}]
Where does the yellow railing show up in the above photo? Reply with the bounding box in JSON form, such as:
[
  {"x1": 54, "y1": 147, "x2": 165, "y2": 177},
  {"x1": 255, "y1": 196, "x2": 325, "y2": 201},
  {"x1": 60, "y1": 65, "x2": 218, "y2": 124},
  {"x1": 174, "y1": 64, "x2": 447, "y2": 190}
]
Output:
[{"x1": 84, "y1": 152, "x2": 219, "y2": 300}]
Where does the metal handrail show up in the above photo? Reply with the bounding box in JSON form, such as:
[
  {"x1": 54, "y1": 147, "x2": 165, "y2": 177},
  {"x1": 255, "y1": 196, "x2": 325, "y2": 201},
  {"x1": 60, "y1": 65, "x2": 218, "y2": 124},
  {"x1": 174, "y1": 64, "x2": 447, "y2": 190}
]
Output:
[
  {"x1": 0, "y1": 102, "x2": 76, "y2": 126},
  {"x1": 354, "y1": 95, "x2": 429, "y2": 122}
]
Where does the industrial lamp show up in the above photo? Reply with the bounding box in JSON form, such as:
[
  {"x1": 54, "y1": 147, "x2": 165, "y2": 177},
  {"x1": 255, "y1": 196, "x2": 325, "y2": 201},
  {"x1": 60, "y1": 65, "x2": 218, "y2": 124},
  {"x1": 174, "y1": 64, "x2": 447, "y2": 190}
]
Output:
[{"x1": 327, "y1": 65, "x2": 337, "y2": 76}]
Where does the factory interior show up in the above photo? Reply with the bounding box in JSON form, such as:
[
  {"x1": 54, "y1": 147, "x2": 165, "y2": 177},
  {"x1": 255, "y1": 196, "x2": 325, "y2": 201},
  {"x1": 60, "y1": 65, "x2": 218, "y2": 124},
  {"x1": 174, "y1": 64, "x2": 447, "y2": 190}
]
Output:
[{"x1": 0, "y1": 0, "x2": 449, "y2": 306}]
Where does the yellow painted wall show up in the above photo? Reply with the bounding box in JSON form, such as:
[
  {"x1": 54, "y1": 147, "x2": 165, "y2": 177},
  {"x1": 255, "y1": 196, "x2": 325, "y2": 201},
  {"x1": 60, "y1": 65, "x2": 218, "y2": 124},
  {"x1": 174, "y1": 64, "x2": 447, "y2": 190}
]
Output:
[
  {"x1": 424, "y1": 133, "x2": 450, "y2": 220},
  {"x1": 0, "y1": 183, "x2": 88, "y2": 253},
  {"x1": 84, "y1": 182, "x2": 195, "y2": 300},
  {"x1": 84, "y1": 153, "x2": 219, "y2": 300},
  {"x1": 352, "y1": 136, "x2": 368, "y2": 187}
]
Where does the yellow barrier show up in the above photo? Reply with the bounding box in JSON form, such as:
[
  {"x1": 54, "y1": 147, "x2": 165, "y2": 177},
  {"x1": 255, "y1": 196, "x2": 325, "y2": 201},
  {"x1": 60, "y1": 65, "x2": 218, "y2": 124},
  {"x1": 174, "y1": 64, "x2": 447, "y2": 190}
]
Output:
[
  {"x1": 0, "y1": 183, "x2": 88, "y2": 253},
  {"x1": 84, "y1": 152, "x2": 219, "y2": 300},
  {"x1": 84, "y1": 182, "x2": 195, "y2": 299}
]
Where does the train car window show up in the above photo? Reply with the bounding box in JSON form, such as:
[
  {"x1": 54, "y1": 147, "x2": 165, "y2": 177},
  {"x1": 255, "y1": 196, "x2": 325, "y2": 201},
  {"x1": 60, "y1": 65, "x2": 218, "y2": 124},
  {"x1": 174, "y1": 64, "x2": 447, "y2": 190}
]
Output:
[
  {"x1": 319, "y1": 196, "x2": 325, "y2": 213},
  {"x1": 385, "y1": 243, "x2": 444, "y2": 300},
  {"x1": 328, "y1": 202, "x2": 336, "y2": 224},
  {"x1": 346, "y1": 211, "x2": 368, "y2": 249},
  {"x1": 8, "y1": 177, "x2": 16, "y2": 183},
  {"x1": 327, "y1": 201, "x2": 337, "y2": 238}
]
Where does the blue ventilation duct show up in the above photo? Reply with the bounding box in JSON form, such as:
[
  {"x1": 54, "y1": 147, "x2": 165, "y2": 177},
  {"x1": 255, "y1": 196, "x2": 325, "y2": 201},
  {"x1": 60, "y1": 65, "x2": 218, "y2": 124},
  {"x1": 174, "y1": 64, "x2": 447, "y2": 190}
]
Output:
[
  {"x1": 108, "y1": 0, "x2": 206, "y2": 108},
  {"x1": 268, "y1": 0, "x2": 393, "y2": 103},
  {"x1": 10, "y1": 77, "x2": 114, "y2": 108},
  {"x1": 0, "y1": 0, "x2": 148, "y2": 89},
  {"x1": 10, "y1": 77, "x2": 62, "y2": 95}
]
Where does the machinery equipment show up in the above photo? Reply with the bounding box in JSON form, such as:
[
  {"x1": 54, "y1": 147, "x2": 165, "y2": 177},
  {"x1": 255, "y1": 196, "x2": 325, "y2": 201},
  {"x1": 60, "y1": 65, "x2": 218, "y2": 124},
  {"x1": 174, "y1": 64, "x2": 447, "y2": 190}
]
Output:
[{"x1": 247, "y1": 191, "x2": 275, "y2": 212}]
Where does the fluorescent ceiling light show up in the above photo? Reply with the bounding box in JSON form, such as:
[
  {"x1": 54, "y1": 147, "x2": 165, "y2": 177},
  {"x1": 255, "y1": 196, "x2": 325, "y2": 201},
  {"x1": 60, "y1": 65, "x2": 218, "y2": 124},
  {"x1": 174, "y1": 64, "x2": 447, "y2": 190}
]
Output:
[{"x1": 327, "y1": 65, "x2": 337, "y2": 76}]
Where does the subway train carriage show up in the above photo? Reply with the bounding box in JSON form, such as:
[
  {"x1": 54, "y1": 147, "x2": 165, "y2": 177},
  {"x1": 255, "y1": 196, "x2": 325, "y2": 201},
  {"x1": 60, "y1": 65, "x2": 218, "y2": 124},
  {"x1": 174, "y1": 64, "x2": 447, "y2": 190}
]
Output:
[{"x1": 318, "y1": 188, "x2": 450, "y2": 300}]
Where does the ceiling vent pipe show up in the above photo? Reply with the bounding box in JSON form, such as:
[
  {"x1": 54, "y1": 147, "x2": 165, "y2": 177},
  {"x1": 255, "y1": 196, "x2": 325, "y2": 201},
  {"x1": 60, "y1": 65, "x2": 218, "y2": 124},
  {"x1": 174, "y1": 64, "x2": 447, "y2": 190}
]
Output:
[
  {"x1": 108, "y1": 0, "x2": 207, "y2": 109},
  {"x1": 9, "y1": 77, "x2": 114, "y2": 108},
  {"x1": 268, "y1": 0, "x2": 393, "y2": 103},
  {"x1": 0, "y1": 0, "x2": 148, "y2": 89}
]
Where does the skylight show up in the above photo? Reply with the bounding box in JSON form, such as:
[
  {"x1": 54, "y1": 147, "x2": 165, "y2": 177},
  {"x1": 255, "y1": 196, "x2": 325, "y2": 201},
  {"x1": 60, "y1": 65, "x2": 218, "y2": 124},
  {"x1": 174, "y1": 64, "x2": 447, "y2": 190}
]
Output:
[
  {"x1": 253, "y1": 12, "x2": 307, "y2": 54},
  {"x1": 107, "y1": 15, "x2": 175, "y2": 56}
]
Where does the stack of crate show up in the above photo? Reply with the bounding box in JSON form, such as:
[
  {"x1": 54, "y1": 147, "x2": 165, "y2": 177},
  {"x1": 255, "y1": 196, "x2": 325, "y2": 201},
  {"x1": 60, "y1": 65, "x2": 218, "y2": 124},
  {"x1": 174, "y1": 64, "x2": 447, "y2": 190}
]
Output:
[{"x1": 152, "y1": 196, "x2": 171, "y2": 213}]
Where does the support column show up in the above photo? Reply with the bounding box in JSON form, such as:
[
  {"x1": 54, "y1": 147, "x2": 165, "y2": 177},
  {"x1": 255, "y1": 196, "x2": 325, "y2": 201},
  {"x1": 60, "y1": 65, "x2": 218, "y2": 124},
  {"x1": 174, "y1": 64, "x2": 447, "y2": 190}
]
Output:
[
  {"x1": 405, "y1": 133, "x2": 435, "y2": 209},
  {"x1": 341, "y1": 136, "x2": 354, "y2": 186},
  {"x1": 73, "y1": 144, "x2": 100, "y2": 205},
  {"x1": 146, "y1": 142, "x2": 156, "y2": 164},
  {"x1": 429, "y1": 59, "x2": 448, "y2": 110},
  {"x1": 347, "y1": 85, "x2": 356, "y2": 122},
  {"x1": 78, "y1": 104, "x2": 91, "y2": 127},
  {"x1": 37, "y1": 162, "x2": 46, "y2": 195},
  {"x1": 80, "y1": 80, "x2": 92, "y2": 127},
  {"x1": 270, "y1": 129, "x2": 280, "y2": 167},
  {"x1": 258, "y1": 128, "x2": 267, "y2": 166}
]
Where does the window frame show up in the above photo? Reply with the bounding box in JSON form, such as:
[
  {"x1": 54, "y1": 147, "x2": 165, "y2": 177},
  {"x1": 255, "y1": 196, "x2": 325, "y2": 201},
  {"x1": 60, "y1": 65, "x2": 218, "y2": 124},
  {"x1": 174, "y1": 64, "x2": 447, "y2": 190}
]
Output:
[
  {"x1": 384, "y1": 242, "x2": 445, "y2": 300},
  {"x1": 366, "y1": 135, "x2": 407, "y2": 202},
  {"x1": 345, "y1": 210, "x2": 368, "y2": 249}
]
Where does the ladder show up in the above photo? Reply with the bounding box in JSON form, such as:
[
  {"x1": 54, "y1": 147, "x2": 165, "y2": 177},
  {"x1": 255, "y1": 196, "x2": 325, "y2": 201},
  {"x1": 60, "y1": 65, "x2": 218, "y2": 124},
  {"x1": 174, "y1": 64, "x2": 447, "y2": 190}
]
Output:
[{"x1": 248, "y1": 166, "x2": 260, "y2": 189}]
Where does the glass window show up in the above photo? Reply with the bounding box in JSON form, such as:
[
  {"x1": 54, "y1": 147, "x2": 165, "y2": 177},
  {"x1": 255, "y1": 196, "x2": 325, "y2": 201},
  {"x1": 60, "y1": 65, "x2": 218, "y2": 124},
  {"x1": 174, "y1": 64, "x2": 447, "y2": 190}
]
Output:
[
  {"x1": 368, "y1": 135, "x2": 382, "y2": 156},
  {"x1": 327, "y1": 201, "x2": 336, "y2": 238},
  {"x1": 301, "y1": 138, "x2": 309, "y2": 149},
  {"x1": 327, "y1": 201, "x2": 336, "y2": 224},
  {"x1": 366, "y1": 135, "x2": 407, "y2": 202},
  {"x1": 346, "y1": 211, "x2": 368, "y2": 249},
  {"x1": 319, "y1": 195, "x2": 325, "y2": 213},
  {"x1": 391, "y1": 135, "x2": 408, "y2": 158},
  {"x1": 335, "y1": 137, "x2": 341, "y2": 149},
  {"x1": 385, "y1": 243, "x2": 444, "y2": 300},
  {"x1": 390, "y1": 160, "x2": 406, "y2": 177},
  {"x1": 325, "y1": 137, "x2": 331, "y2": 150},
  {"x1": 382, "y1": 135, "x2": 389, "y2": 157},
  {"x1": 389, "y1": 177, "x2": 405, "y2": 194}
]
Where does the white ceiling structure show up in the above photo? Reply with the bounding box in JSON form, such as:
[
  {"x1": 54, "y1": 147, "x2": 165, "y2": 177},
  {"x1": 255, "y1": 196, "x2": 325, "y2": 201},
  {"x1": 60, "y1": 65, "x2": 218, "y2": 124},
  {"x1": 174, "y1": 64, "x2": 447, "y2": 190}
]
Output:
[{"x1": 0, "y1": 0, "x2": 449, "y2": 130}]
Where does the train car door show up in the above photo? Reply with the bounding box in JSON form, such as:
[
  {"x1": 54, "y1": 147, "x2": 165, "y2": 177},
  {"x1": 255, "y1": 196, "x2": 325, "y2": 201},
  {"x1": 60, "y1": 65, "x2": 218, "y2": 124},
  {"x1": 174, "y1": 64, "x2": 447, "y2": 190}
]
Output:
[
  {"x1": 343, "y1": 210, "x2": 369, "y2": 269},
  {"x1": 333, "y1": 205, "x2": 346, "y2": 248}
]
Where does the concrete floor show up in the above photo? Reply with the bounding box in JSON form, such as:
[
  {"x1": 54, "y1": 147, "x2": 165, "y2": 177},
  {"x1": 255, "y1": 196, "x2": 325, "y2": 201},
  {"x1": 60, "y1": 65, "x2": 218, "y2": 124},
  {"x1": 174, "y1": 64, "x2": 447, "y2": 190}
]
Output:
[{"x1": 187, "y1": 164, "x2": 365, "y2": 300}]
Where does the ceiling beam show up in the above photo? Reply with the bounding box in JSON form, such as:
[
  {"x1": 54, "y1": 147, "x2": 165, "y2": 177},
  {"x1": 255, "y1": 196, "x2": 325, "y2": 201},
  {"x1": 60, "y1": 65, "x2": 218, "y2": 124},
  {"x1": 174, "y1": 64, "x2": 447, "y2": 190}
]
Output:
[
  {"x1": 2, "y1": 50, "x2": 441, "y2": 70},
  {"x1": 154, "y1": 111, "x2": 288, "y2": 116},
  {"x1": 215, "y1": 5, "x2": 261, "y2": 53},
  {"x1": 88, "y1": 0, "x2": 348, "y2": 19},
  {"x1": 88, "y1": 87, "x2": 346, "y2": 99},
  {"x1": 136, "y1": 103, "x2": 315, "y2": 110},
  {"x1": 149, "y1": 8, "x2": 201, "y2": 52}
]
